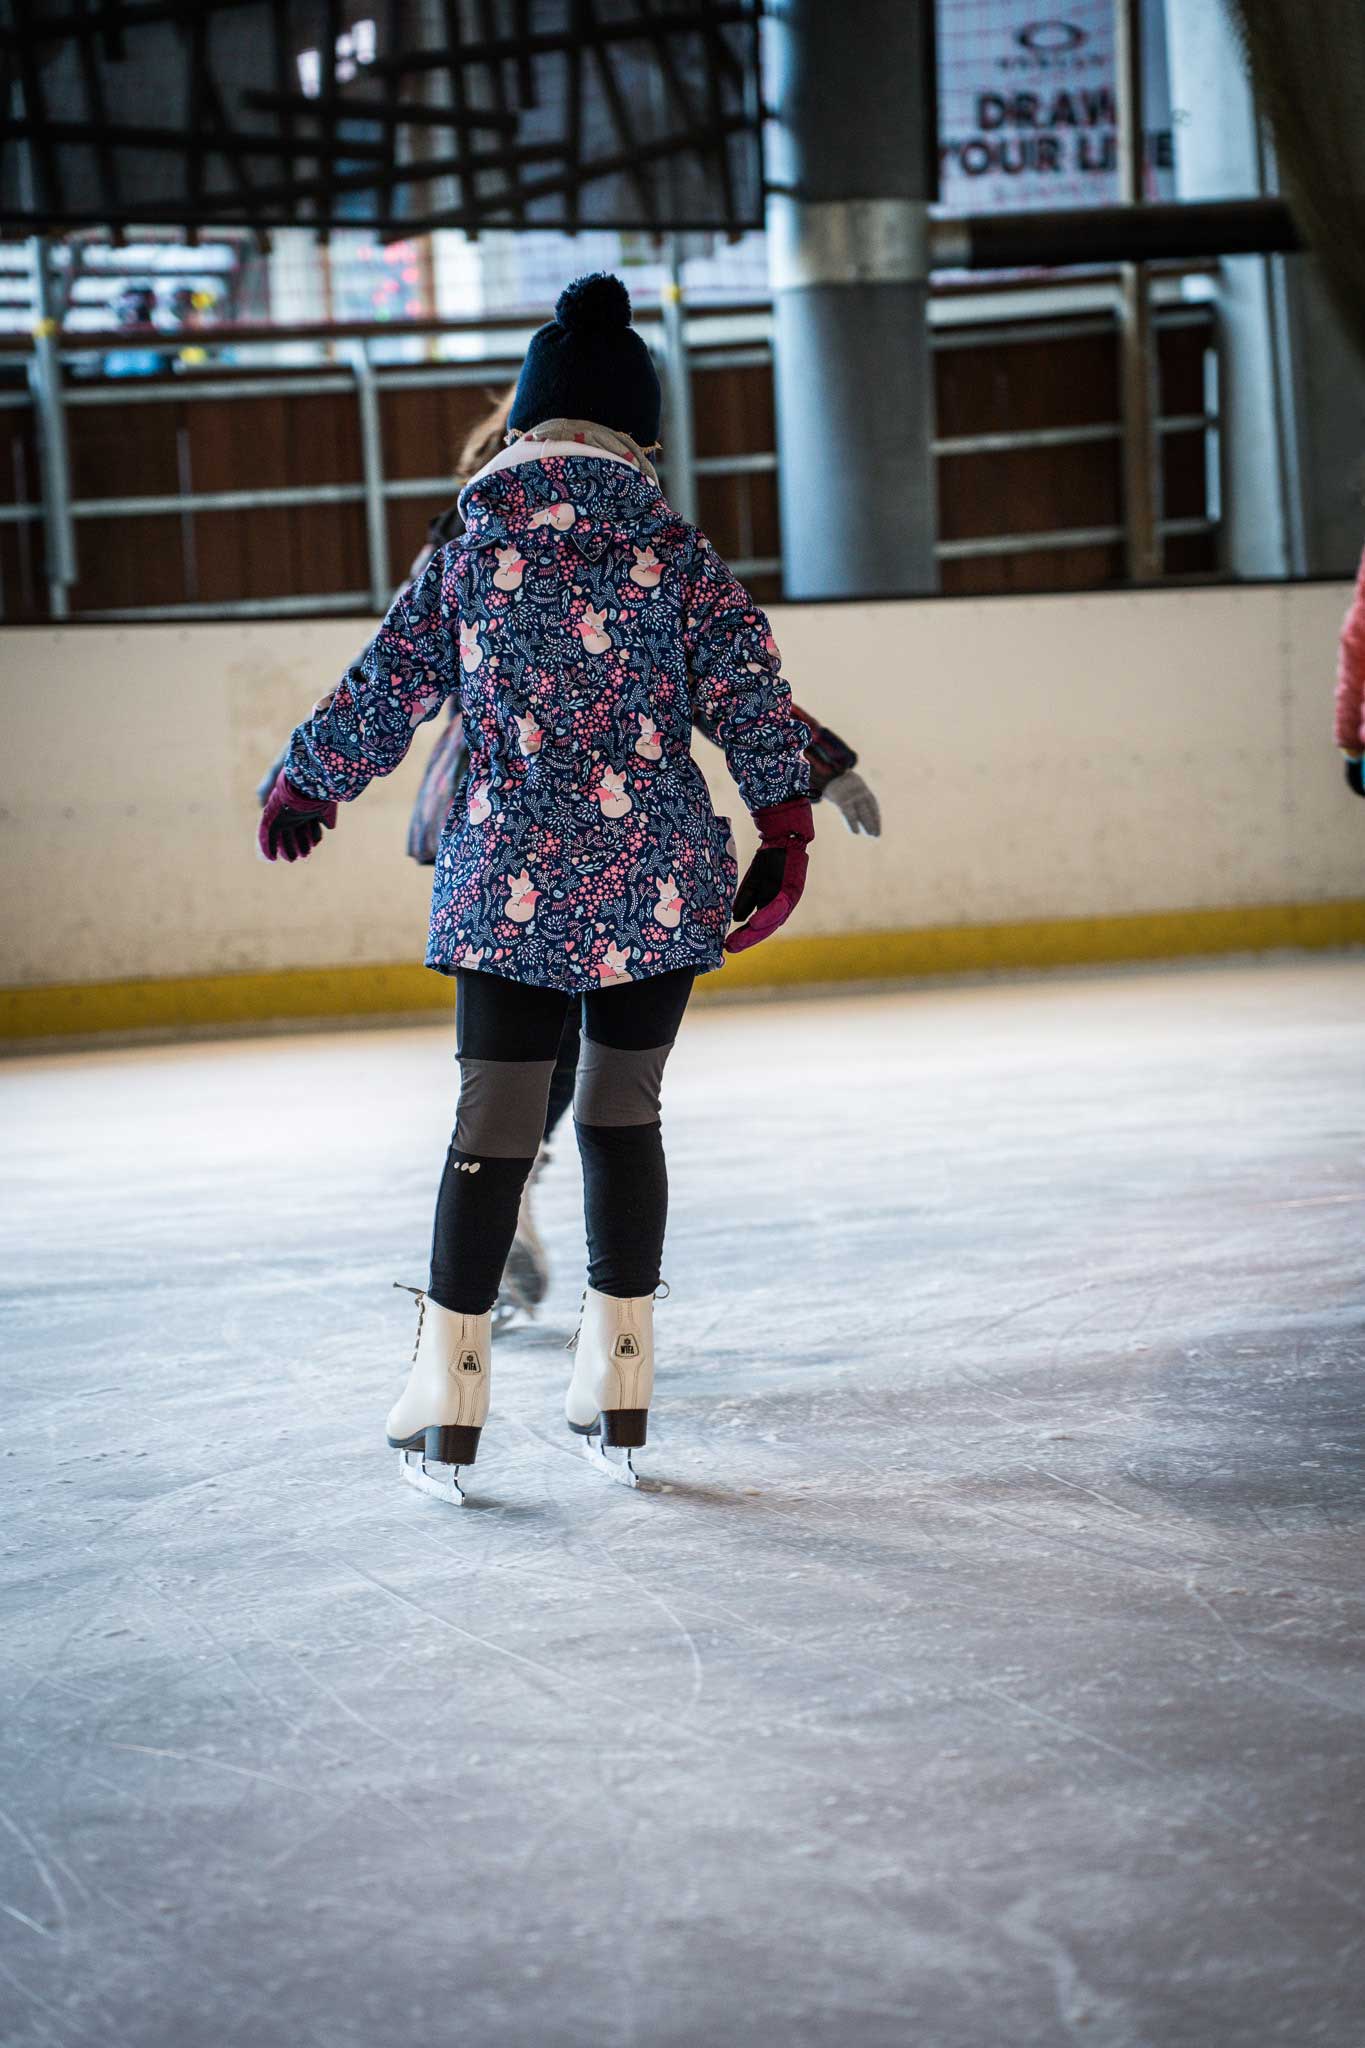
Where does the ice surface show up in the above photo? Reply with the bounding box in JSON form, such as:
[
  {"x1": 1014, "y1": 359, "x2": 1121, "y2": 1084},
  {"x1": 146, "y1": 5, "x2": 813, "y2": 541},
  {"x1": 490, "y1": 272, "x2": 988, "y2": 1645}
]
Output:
[{"x1": 2, "y1": 959, "x2": 1364, "y2": 2047}]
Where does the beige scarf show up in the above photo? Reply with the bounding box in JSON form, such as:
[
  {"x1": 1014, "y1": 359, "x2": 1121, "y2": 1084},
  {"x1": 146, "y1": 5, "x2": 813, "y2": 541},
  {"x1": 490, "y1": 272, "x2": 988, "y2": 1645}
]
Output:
[{"x1": 511, "y1": 417, "x2": 660, "y2": 489}]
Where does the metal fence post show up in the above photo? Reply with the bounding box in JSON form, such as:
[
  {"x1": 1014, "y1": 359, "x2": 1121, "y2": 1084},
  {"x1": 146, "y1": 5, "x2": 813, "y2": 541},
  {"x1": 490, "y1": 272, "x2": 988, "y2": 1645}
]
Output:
[
  {"x1": 659, "y1": 240, "x2": 698, "y2": 525},
  {"x1": 350, "y1": 339, "x2": 391, "y2": 612},
  {"x1": 1116, "y1": 0, "x2": 1162, "y2": 583},
  {"x1": 26, "y1": 237, "x2": 77, "y2": 618}
]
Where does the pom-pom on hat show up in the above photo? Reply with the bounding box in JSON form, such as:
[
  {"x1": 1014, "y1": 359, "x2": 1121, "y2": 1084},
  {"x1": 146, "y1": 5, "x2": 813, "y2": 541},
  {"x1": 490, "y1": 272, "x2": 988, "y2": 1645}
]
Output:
[{"x1": 509, "y1": 272, "x2": 662, "y2": 449}]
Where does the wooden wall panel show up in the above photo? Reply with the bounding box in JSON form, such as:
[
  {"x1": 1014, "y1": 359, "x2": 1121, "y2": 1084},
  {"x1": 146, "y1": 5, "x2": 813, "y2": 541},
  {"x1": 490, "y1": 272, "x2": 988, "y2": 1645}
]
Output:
[
  {"x1": 0, "y1": 518, "x2": 46, "y2": 621},
  {"x1": 938, "y1": 440, "x2": 1122, "y2": 547},
  {"x1": 67, "y1": 390, "x2": 179, "y2": 499},
  {"x1": 71, "y1": 513, "x2": 188, "y2": 611},
  {"x1": 0, "y1": 399, "x2": 45, "y2": 621},
  {"x1": 936, "y1": 331, "x2": 1119, "y2": 438},
  {"x1": 941, "y1": 542, "x2": 1124, "y2": 597},
  {"x1": 386, "y1": 492, "x2": 455, "y2": 587},
  {"x1": 290, "y1": 391, "x2": 364, "y2": 487},
  {"x1": 1157, "y1": 323, "x2": 1218, "y2": 577},
  {"x1": 189, "y1": 504, "x2": 369, "y2": 606},
  {"x1": 381, "y1": 381, "x2": 507, "y2": 486},
  {"x1": 692, "y1": 360, "x2": 776, "y2": 458},
  {"x1": 1157, "y1": 322, "x2": 1210, "y2": 417},
  {"x1": 692, "y1": 359, "x2": 780, "y2": 598}
]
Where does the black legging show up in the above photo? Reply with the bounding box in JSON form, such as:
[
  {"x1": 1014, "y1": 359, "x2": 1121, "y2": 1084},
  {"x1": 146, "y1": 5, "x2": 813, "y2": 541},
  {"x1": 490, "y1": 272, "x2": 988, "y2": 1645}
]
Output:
[{"x1": 429, "y1": 968, "x2": 695, "y2": 1313}]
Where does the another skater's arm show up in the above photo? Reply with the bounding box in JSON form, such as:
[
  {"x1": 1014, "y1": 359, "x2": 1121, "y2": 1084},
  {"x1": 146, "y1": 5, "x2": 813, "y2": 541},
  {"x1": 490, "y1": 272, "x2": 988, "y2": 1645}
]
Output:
[
  {"x1": 406, "y1": 707, "x2": 469, "y2": 866},
  {"x1": 1336, "y1": 545, "x2": 1365, "y2": 795},
  {"x1": 283, "y1": 550, "x2": 463, "y2": 808},
  {"x1": 791, "y1": 702, "x2": 882, "y2": 838}
]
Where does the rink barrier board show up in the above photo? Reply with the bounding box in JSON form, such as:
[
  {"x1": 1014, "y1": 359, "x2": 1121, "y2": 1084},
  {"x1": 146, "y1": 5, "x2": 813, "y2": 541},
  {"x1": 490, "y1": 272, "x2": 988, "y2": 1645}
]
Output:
[
  {"x1": 5, "y1": 896, "x2": 1365, "y2": 1043},
  {"x1": 5, "y1": 585, "x2": 1361, "y2": 998}
]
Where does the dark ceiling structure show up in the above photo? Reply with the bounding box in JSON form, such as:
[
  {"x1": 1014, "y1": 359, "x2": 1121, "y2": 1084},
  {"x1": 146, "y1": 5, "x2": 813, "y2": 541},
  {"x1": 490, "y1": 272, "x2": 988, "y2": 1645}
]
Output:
[{"x1": 0, "y1": 0, "x2": 765, "y2": 238}]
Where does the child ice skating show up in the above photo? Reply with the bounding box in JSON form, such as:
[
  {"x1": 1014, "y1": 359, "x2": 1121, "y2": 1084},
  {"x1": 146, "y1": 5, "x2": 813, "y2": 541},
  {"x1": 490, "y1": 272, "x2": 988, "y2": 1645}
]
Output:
[
  {"x1": 262, "y1": 422, "x2": 880, "y2": 1329},
  {"x1": 261, "y1": 379, "x2": 882, "y2": 1326},
  {"x1": 258, "y1": 273, "x2": 815, "y2": 1501}
]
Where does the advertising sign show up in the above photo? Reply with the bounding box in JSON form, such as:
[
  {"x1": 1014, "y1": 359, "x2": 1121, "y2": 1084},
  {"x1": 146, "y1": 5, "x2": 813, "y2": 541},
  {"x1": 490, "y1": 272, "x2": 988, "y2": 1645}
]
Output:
[{"x1": 936, "y1": 1, "x2": 1175, "y2": 213}]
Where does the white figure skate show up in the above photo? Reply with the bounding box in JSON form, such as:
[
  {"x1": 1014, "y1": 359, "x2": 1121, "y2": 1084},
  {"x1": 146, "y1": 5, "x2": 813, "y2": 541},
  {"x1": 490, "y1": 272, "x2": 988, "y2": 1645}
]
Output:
[
  {"x1": 494, "y1": 1144, "x2": 551, "y2": 1331},
  {"x1": 565, "y1": 1286, "x2": 655, "y2": 1488},
  {"x1": 388, "y1": 1285, "x2": 490, "y2": 1505}
]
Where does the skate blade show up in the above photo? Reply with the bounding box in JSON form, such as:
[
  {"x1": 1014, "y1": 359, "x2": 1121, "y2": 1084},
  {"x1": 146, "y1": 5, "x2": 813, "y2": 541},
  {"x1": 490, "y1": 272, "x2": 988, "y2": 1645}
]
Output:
[
  {"x1": 398, "y1": 1447, "x2": 468, "y2": 1506},
  {"x1": 580, "y1": 1435, "x2": 640, "y2": 1490}
]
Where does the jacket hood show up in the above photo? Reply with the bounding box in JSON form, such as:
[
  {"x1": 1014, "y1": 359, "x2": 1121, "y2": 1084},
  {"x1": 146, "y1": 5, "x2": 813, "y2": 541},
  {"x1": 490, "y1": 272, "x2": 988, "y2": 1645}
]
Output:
[{"x1": 457, "y1": 453, "x2": 670, "y2": 552}]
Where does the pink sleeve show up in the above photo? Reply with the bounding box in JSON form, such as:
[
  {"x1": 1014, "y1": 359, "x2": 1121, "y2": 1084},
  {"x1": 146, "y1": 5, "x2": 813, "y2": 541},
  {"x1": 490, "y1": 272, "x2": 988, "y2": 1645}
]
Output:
[{"x1": 1334, "y1": 544, "x2": 1365, "y2": 753}]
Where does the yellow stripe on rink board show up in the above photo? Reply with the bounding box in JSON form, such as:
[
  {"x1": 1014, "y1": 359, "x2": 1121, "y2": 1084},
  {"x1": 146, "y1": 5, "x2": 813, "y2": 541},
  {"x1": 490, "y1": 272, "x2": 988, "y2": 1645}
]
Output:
[
  {"x1": 0, "y1": 963, "x2": 452, "y2": 1041},
  {"x1": 4, "y1": 898, "x2": 1365, "y2": 1043},
  {"x1": 711, "y1": 898, "x2": 1365, "y2": 992}
]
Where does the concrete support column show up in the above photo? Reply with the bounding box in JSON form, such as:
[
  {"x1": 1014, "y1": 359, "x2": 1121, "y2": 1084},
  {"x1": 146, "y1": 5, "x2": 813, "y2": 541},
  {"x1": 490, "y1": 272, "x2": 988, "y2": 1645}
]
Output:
[{"x1": 765, "y1": 0, "x2": 937, "y2": 599}]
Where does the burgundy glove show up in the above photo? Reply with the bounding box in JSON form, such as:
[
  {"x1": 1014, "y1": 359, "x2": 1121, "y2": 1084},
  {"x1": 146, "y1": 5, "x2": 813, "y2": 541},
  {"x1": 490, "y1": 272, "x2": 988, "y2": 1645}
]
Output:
[
  {"x1": 724, "y1": 798, "x2": 814, "y2": 955},
  {"x1": 258, "y1": 768, "x2": 337, "y2": 863}
]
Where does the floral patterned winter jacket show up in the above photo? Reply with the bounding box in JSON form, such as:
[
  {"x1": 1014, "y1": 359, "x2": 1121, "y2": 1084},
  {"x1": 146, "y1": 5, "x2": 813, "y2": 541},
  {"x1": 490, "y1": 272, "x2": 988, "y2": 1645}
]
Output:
[{"x1": 285, "y1": 453, "x2": 811, "y2": 993}]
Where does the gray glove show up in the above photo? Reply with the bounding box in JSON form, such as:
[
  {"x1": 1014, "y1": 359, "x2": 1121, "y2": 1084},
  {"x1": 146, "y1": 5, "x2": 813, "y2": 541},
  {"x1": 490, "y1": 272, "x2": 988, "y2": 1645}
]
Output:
[{"x1": 823, "y1": 768, "x2": 882, "y2": 837}]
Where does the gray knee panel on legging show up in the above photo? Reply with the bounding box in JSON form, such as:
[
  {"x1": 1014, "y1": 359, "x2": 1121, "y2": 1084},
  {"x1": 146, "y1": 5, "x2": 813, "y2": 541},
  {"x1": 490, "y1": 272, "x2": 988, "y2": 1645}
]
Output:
[
  {"x1": 455, "y1": 1056, "x2": 557, "y2": 1157},
  {"x1": 573, "y1": 1040, "x2": 671, "y2": 1127}
]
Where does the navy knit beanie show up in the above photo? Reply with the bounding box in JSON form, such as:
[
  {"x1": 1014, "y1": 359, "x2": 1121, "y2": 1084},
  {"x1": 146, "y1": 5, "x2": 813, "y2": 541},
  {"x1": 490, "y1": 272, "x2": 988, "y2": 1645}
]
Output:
[{"x1": 509, "y1": 274, "x2": 662, "y2": 448}]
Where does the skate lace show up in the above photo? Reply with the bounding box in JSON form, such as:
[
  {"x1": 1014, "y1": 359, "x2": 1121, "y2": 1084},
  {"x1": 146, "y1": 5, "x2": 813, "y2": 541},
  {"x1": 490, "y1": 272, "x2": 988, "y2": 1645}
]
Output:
[{"x1": 393, "y1": 1281, "x2": 426, "y2": 1362}]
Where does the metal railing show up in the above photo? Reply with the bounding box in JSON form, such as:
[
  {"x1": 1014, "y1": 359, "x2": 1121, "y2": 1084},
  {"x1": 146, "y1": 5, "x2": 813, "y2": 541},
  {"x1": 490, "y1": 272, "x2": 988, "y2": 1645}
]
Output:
[{"x1": 0, "y1": 291, "x2": 1219, "y2": 619}]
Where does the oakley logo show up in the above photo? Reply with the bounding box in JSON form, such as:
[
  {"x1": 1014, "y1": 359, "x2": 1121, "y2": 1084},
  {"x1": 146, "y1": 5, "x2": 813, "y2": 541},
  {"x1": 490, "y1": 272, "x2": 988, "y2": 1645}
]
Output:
[{"x1": 1016, "y1": 20, "x2": 1086, "y2": 54}]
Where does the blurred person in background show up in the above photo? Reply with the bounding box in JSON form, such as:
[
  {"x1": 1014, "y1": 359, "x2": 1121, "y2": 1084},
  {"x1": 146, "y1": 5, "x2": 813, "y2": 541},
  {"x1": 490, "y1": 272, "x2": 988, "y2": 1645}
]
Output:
[{"x1": 103, "y1": 281, "x2": 166, "y2": 378}]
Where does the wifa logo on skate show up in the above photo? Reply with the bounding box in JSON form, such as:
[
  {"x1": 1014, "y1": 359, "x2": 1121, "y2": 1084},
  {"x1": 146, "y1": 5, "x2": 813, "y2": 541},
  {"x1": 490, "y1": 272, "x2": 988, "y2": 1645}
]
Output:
[
  {"x1": 615, "y1": 1334, "x2": 641, "y2": 1359},
  {"x1": 458, "y1": 1351, "x2": 482, "y2": 1373}
]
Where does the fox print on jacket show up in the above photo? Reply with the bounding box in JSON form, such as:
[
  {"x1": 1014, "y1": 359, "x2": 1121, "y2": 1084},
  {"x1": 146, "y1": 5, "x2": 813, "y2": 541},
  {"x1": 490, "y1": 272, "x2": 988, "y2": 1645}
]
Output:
[{"x1": 285, "y1": 453, "x2": 810, "y2": 993}]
